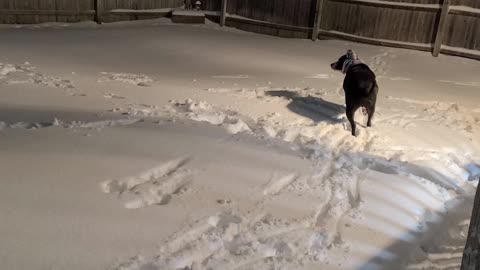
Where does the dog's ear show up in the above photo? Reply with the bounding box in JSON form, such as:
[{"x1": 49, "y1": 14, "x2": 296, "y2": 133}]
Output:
[{"x1": 346, "y1": 49, "x2": 358, "y2": 60}]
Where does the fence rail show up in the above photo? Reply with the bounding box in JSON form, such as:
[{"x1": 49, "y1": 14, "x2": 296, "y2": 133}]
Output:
[{"x1": 0, "y1": 10, "x2": 95, "y2": 15}]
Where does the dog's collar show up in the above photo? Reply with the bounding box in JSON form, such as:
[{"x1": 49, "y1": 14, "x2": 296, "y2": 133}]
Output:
[{"x1": 342, "y1": 59, "x2": 364, "y2": 74}]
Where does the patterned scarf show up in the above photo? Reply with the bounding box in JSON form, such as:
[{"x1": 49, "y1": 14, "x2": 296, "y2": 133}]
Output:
[{"x1": 342, "y1": 50, "x2": 364, "y2": 74}]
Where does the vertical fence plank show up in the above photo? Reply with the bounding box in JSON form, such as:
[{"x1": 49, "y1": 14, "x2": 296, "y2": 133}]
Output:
[
  {"x1": 461, "y1": 178, "x2": 480, "y2": 270},
  {"x1": 95, "y1": 0, "x2": 103, "y2": 23},
  {"x1": 311, "y1": 0, "x2": 325, "y2": 40},
  {"x1": 220, "y1": 0, "x2": 228, "y2": 26},
  {"x1": 433, "y1": 0, "x2": 450, "y2": 56},
  {"x1": 3, "y1": 0, "x2": 16, "y2": 23}
]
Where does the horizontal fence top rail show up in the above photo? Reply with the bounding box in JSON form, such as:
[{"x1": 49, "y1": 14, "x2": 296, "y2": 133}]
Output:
[
  {"x1": 106, "y1": 8, "x2": 174, "y2": 14},
  {"x1": 319, "y1": 29, "x2": 433, "y2": 50},
  {"x1": 328, "y1": 0, "x2": 441, "y2": 11},
  {"x1": 449, "y1": 5, "x2": 480, "y2": 17},
  {"x1": 2, "y1": 5, "x2": 478, "y2": 17},
  {"x1": 0, "y1": 9, "x2": 96, "y2": 15},
  {"x1": 328, "y1": 0, "x2": 480, "y2": 15}
]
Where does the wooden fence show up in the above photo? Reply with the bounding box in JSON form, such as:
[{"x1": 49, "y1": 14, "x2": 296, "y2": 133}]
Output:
[
  {"x1": 206, "y1": 0, "x2": 480, "y2": 60},
  {"x1": 0, "y1": 0, "x2": 184, "y2": 24},
  {"x1": 0, "y1": 0, "x2": 478, "y2": 60}
]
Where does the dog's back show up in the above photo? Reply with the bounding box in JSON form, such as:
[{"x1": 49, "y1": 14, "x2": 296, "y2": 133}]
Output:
[{"x1": 344, "y1": 64, "x2": 377, "y2": 98}]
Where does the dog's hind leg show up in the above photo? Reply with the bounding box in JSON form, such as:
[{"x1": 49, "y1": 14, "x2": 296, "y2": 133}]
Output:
[
  {"x1": 367, "y1": 105, "x2": 375, "y2": 127},
  {"x1": 346, "y1": 105, "x2": 357, "y2": 136},
  {"x1": 367, "y1": 85, "x2": 378, "y2": 128}
]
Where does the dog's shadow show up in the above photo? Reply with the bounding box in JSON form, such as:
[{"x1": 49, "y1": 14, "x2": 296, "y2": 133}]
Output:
[{"x1": 265, "y1": 90, "x2": 345, "y2": 124}]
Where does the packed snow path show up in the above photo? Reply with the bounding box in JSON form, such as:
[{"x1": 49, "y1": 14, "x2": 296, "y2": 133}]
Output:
[{"x1": 0, "y1": 19, "x2": 479, "y2": 270}]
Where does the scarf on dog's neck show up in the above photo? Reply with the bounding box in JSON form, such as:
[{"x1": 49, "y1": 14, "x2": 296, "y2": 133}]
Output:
[{"x1": 342, "y1": 50, "x2": 364, "y2": 74}]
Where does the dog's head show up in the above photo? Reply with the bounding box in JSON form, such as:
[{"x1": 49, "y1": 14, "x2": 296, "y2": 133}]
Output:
[{"x1": 331, "y1": 50, "x2": 359, "y2": 73}]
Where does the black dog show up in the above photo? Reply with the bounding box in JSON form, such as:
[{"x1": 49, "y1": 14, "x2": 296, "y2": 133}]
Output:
[{"x1": 331, "y1": 50, "x2": 379, "y2": 136}]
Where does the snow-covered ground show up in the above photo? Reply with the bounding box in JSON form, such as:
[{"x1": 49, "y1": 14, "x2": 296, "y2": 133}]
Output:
[{"x1": 1, "y1": 18, "x2": 479, "y2": 270}]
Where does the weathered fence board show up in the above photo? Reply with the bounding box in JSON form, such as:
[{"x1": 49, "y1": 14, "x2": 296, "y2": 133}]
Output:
[
  {"x1": 444, "y1": 13, "x2": 480, "y2": 50},
  {"x1": 102, "y1": 0, "x2": 183, "y2": 22},
  {"x1": 0, "y1": 0, "x2": 478, "y2": 60},
  {"x1": 312, "y1": 0, "x2": 325, "y2": 40},
  {"x1": 205, "y1": 0, "x2": 222, "y2": 11},
  {"x1": 328, "y1": 0, "x2": 440, "y2": 11},
  {"x1": 224, "y1": 0, "x2": 314, "y2": 27},
  {"x1": 321, "y1": 1, "x2": 438, "y2": 44},
  {"x1": 452, "y1": 0, "x2": 480, "y2": 9},
  {"x1": 38, "y1": 0, "x2": 57, "y2": 24},
  {"x1": 202, "y1": 0, "x2": 478, "y2": 60},
  {"x1": 220, "y1": 0, "x2": 227, "y2": 26},
  {"x1": 1, "y1": 0, "x2": 15, "y2": 24},
  {"x1": 433, "y1": 0, "x2": 450, "y2": 56},
  {"x1": 0, "y1": 0, "x2": 183, "y2": 24},
  {"x1": 383, "y1": 0, "x2": 439, "y2": 3},
  {"x1": 15, "y1": 0, "x2": 37, "y2": 24}
]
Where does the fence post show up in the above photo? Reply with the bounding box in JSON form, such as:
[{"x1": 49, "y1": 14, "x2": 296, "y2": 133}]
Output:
[
  {"x1": 220, "y1": 0, "x2": 228, "y2": 27},
  {"x1": 312, "y1": 0, "x2": 325, "y2": 41},
  {"x1": 95, "y1": 0, "x2": 103, "y2": 24},
  {"x1": 461, "y1": 177, "x2": 480, "y2": 270},
  {"x1": 432, "y1": 0, "x2": 450, "y2": 57}
]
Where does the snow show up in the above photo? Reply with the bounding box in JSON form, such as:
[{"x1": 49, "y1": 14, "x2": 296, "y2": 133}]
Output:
[
  {"x1": 172, "y1": 10, "x2": 206, "y2": 17},
  {"x1": 0, "y1": 64, "x2": 17, "y2": 75},
  {"x1": 98, "y1": 72, "x2": 153, "y2": 86},
  {"x1": 0, "y1": 18, "x2": 479, "y2": 270}
]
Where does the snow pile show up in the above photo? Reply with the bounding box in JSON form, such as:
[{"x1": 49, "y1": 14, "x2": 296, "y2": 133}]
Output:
[
  {"x1": 109, "y1": 92, "x2": 475, "y2": 270},
  {"x1": 212, "y1": 74, "x2": 250, "y2": 79},
  {"x1": 181, "y1": 99, "x2": 226, "y2": 125},
  {"x1": 92, "y1": 49, "x2": 479, "y2": 270},
  {"x1": 0, "y1": 118, "x2": 141, "y2": 132},
  {"x1": 9, "y1": 121, "x2": 57, "y2": 129},
  {"x1": 98, "y1": 72, "x2": 153, "y2": 86},
  {"x1": 105, "y1": 83, "x2": 480, "y2": 270},
  {"x1": 385, "y1": 96, "x2": 480, "y2": 135},
  {"x1": 0, "y1": 63, "x2": 17, "y2": 76},
  {"x1": 32, "y1": 73, "x2": 75, "y2": 89},
  {"x1": 169, "y1": 99, "x2": 252, "y2": 134},
  {"x1": 0, "y1": 118, "x2": 62, "y2": 130},
  {"x1": 67, "y1": 119, "x2": 141, "y2": 129},
  {"x1": 223, "y1": 118, "x2": 252, "y2": 135},
  {"x1": 304, "y1": 74, "x2": 331, "y2": 79},
  {"x1": 0, "y1": 61, "x2": 74, "y2": 89},
  {"x1": 102, "y1": 157, "x2": 193, "y2": 209},
  {"x1": 111, "y1": 153, "x2": 457, "y2": 270},
  {"x1": 168, "y1": 97, "x2": 364, "y2": 154}
]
